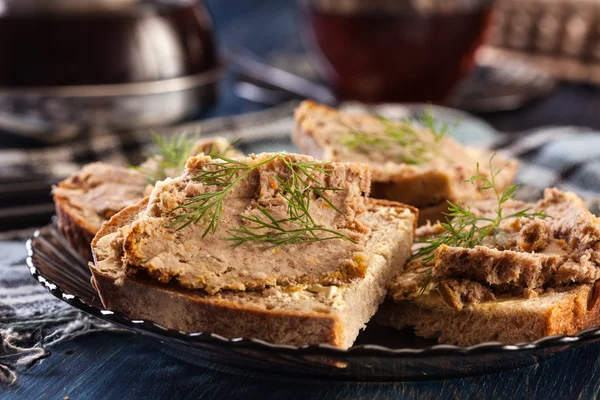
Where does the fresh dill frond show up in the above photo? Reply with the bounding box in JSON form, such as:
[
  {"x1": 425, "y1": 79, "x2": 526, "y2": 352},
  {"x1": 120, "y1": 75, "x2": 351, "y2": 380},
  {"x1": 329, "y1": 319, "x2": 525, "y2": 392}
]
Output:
[
  {"x1": 142, "y1": 131, "x2": 200, "y2": 183},
  {"x1": 223, "y1": 206, "x2": 352, "y2": 248},
  {"x1": 153, "y1": 131, "x2": 199, "y2": 169},
  {"x1": 412, "y1": 202, "x2": 483, "y2": 266},
  {"x1": 169, "y1": 154, "x2": 259, "y2": 235},
  {"x1": 342, "y1": 127, "x2": 392, "y2": 152},
  {"x1": 169, "y1": 154, "x2": 356, "y2": 247},
  {"x1": 340, "y1": 107, "x2": 449, "y2": 165},
  {"x1": 418, "y1": 106, "x2": 449, "y2": 143},
  {"x1": 221, "y1": 137, "x2": 242, "y2": 155},
  {"x1": 419, "y1": 269, "x2": 435, "y2": 294},
  {"x1": 413, "y1": 154, "x2": 550, "y2": 293},
  {"x1": 134, "y1": 132, "x2": 243, "y2": 185}
]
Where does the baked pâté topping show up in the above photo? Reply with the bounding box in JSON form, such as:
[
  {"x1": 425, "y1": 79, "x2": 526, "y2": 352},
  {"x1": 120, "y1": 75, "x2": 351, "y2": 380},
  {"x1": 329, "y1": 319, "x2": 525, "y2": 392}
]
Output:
[
  {"x1": 108, "y1": 153, "x2": 377, "y2": 294},
  {"x1": 58, "y1": 133, "x2": 243, "y2": 226},
  {"x1": 169, "y1": 152, "x2": 360, "y2": 247}
]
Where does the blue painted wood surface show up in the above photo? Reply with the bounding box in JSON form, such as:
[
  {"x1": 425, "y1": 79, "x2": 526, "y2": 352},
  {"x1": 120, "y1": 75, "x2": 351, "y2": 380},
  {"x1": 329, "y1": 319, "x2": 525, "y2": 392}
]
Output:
[
  {"x1": 5, "y1": 0, "x2": 600, "y2": 398},
  {"x1": 6, "y1": 331, "x2": 600, "y2": 399}
]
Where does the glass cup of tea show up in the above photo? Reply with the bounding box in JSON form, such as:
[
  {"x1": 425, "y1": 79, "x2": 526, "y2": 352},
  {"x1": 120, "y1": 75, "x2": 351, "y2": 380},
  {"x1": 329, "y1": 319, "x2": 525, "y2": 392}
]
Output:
[{"x1": 298, "y1": 0, "x2": 496, "y2": 103}]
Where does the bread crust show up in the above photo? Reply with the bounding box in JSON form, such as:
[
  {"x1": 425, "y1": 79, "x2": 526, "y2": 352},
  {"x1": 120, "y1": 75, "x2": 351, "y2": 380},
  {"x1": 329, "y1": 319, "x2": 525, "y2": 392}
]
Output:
[
  {"x1": 370, "y1": 198, "x2": 419, "y2": 232},
  {"x1": 90, "y1": 197, "x2": 416, "y2": 348},
  {"x1": 376, "y1": 283, "x2": 600, "y2": 346},
  {"x1": 55, "y1": 194, "x2": 98, "y2": 261}
]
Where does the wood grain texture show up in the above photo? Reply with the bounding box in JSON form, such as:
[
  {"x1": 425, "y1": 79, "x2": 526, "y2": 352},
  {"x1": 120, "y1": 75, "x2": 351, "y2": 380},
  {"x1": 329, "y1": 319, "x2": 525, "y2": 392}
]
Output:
[{"x1": 5, "y1": 331, "x2": 600, "y2": 399}]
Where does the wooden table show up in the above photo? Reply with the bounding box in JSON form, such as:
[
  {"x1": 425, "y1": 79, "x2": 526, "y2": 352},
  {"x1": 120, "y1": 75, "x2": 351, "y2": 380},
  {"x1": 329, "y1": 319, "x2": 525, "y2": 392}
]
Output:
[{"x1": 6, "y1": 331, "x2": 600, "y2": 398}]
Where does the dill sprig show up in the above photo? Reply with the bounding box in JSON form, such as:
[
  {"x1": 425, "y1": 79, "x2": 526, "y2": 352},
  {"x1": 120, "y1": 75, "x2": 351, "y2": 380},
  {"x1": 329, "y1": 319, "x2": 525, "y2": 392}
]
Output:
[
  {"x1": 342, "y1": 127, "x2": 392, "y2": 151},
  {"x1": 142, "y1": 131, "x2": 200, "y2": 183},
  {"x1": 169, "y1": 154, "x2": 356, "y2": 247},
  {"x1": 341, "y1": 107, "x2": 448, "y2": 165},
  {"x1": 169, "y1": 154, "x2": 259, "y2": 234},
  {"x1": 221, "y1": 137, "x2": 241, "y2": 155},
  {"x1": 419, "y1": 107, "x2": 449, "y2": 143},
  {"x1": 413, "y1": 154, "x2": 550, "y2": 293},
  {"x1": 223, "y1": 206, "x2": 351, "y2": 248}
]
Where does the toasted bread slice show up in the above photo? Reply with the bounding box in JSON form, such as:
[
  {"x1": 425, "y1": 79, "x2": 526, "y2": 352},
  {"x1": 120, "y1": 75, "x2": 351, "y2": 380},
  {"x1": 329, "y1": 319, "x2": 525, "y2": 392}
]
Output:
[
  {"x1": 90, "y1": 152, "x2": 418, "y2": 348},
  {"x1": 378, "y1": 188, "x2": 600, "y2": 345},
  {"x1": 375, "y1": 283, "x2": 600, "y2": 346},
  {"x1": 293, "y1": 101, "x2": 518, "y2": 223},
  {"x1": 91, "y1": 198, "x2": 416, "y2": 348}
]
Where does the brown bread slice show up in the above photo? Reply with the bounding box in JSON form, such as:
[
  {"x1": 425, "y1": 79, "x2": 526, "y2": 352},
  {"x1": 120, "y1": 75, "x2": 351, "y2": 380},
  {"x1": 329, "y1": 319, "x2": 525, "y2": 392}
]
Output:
[
  {"x1": 376, "y1": 284, "x2": 600, "y2": 346},
  {"x1": 292, "y1": 100, "x2": 518, "y2": 223},
  {"x1": 378, "y1": 189, "x2": 600, "y2": 345},
  {"x1": 91, "y1": 197, "x2": 417, "y2": 348},
  {"x1": 90, "y1": 152, "x2": 418, "y2": 348}
]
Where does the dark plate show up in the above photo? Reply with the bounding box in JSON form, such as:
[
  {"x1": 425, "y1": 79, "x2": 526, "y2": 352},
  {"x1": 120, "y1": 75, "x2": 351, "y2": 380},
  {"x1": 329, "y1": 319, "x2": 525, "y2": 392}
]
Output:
[{"x1": 26, "y1": 220, "x2": 600, "y2": 381}]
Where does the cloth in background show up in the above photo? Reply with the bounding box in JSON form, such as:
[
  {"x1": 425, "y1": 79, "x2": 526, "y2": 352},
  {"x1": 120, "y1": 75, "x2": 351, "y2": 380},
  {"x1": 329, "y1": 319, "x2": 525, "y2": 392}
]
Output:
[
  {"x1": 0, "y1": 229, "x2": 118, "y2": 385},
  {"x1": 1, "y1": 101, "x2": 599, "y2": 385}
]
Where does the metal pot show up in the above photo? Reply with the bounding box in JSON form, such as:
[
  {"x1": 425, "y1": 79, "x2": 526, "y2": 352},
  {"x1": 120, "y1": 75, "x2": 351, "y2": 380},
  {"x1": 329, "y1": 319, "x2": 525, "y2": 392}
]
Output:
[{"x1": 0, "y1": 0, "x2": 221, "y2": 141}]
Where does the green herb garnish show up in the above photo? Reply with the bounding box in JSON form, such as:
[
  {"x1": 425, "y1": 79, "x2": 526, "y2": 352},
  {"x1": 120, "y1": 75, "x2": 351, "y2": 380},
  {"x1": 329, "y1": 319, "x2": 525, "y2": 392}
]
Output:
[
  {"x1": 341, "y1": 106, "x2": 449, "y2": 165},
  {"x1": 413, "y1": 154, "x2": 550, "y2": 293},
  {"x1": 419, "y1": 107, "x2": 449, "y2": 143},
  {"x1": 221, "y1": 137, "x2": 242, "y2": 156},
  {"x1": 141, "y1": 131, "x2": 200, "y2": 183},
  {"x1": 169, "y1": 153, "x2": 356, "y2": 247}
]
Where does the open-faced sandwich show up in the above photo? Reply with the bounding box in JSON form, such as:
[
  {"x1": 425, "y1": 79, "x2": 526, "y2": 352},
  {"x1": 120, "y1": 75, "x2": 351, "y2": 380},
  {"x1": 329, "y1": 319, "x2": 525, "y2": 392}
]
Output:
[
  {"x1": 52, "y1": 136, "x2": 241, "y2": 260},
  {"x1": 293, "y1": 101, "x2": 518, "y2": 225},
  {"x1": 376, "y1": 159, "x2": 600, "y2": 345},
  {"x1": 90, "y1": 152, "x2": 417, "y2": 348}
]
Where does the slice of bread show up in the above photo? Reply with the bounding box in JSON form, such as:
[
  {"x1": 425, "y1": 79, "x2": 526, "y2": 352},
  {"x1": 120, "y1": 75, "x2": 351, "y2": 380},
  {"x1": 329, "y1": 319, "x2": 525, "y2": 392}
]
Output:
[
  {"x1": 53, "y1": 137, "x2": 242, "y2": 260},
  {"x1": 375, "y1": 283, "x2": 600, "y2": 346},
  {"x1": 90, "y1": 152, "x2": 418, "y2": 348},
  {"x1": 377, "y1": 188, "x2": 600, "y2": 345},
  {"x1": 293, "y1": 101, "x2": 518, "y2": 224},
  {"x1": 91, "y1": 198, "x2": 416, "y2": 348}
]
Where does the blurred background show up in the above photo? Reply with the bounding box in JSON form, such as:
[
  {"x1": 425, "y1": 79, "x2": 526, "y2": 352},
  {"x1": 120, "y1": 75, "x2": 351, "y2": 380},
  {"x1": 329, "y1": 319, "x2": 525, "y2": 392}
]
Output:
[{"x1": 1, "y1": 0, "x2": 600, "y2": 230}]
